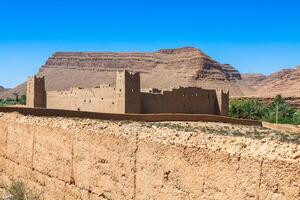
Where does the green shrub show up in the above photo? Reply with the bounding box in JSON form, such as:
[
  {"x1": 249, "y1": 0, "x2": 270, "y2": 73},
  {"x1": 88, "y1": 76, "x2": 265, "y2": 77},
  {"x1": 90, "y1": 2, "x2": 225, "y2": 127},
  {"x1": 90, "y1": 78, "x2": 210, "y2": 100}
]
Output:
[{"x1": 292, "y1": 111, "x2": 300, "y2": 125}]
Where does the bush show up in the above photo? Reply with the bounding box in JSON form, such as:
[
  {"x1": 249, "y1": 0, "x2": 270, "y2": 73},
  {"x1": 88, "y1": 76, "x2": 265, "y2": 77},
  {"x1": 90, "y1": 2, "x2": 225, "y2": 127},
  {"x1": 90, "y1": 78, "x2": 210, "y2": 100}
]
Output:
[
  {"x1": 292, "y1": 111, "x2": 300, "y2": 125},
  {"x1": 1, "y1": 180, "x2": 40, "y2": 200}
]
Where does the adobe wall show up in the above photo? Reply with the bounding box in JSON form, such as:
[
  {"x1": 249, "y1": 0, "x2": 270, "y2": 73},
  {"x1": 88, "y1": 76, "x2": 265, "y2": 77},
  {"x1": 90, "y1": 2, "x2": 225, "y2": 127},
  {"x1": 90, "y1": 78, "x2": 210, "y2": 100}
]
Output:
[
  {"x1": 46, "y1": 85, "x2": 119, "y2": 113},
  {"x1": 45, "y1": 71, "x2": 141, "y2": 114},
  {"x1": 0, "y1": 119, "x2": 136, "y2": 199},
  {"x1": 0, "y1": 107, "x2": 262, "y2": 126},
  {"x1": 0, "y1": 113, "x2": 299, "y2": 200},
  {"x1": 141, "y1": 88, "x2": 219, "y2": 114}
]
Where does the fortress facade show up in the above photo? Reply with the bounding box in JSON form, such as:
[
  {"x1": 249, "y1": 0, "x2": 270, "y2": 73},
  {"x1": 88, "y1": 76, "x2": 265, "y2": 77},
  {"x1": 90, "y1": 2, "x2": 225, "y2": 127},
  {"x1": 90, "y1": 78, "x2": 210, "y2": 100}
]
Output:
[{"x1": 26, "y1": 70, "x2": 229, "y2": 115}]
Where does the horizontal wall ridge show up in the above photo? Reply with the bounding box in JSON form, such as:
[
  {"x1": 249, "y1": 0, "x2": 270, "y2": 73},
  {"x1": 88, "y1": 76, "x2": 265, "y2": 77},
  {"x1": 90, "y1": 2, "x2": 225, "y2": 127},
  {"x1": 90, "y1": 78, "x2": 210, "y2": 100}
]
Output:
[{"x1": 0, "y1": 106, "x2": 262, "y2": 126}]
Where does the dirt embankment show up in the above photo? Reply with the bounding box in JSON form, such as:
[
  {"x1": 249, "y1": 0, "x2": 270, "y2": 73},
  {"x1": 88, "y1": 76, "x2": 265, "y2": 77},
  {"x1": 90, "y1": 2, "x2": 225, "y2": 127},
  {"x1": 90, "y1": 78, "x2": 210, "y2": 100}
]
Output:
[{"x1": 0, "y1": 112, "x2": 299, "y2": 200}]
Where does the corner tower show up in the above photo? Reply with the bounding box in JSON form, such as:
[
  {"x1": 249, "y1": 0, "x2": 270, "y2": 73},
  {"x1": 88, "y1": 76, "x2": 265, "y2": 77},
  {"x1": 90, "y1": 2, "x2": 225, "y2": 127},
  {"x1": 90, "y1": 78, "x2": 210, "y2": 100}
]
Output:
[
  {"x1": 115, "y1": 70, "x2": 141, "y2": 113},
  {"x1": 26, "y1": 76, "x2": 46, "y2": 108},
  {"x1": 216, "y1": 90, "x2": 229, "y2": 116}
]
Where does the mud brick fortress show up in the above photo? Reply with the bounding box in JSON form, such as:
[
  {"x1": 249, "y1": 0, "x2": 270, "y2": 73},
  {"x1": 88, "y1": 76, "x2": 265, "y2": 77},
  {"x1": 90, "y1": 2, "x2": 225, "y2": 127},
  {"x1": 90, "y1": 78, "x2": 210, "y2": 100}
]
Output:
[{"x1": 26, "y1": 70, "x2": 229, "y2": 115}]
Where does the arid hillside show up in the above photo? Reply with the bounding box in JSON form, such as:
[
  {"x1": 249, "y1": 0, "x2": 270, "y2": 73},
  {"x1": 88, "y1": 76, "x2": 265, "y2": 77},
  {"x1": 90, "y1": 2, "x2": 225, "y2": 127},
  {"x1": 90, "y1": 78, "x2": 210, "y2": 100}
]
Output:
[
  {"x1": 242, "y1": 66, "x2": 300, "y2": 97},
  {"x1": 0, "y1": 47, "x2": 254, "y2": 98}
]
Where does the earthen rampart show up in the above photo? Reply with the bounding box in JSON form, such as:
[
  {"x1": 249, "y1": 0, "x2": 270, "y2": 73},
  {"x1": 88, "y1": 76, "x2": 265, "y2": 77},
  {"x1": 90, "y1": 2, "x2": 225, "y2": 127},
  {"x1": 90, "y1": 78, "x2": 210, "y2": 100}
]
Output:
[
  {"x1": 0, "y1": 106, "x2": 262, "y2": 126},
  {"x1": 0, "y1": 113, "x2": 299, "y2": 199}
]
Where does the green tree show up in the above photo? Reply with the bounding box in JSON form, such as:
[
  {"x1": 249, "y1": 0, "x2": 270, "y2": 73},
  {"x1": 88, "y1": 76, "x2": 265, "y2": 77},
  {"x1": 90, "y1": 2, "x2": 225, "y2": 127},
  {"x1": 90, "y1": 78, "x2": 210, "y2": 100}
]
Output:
[
  {"x1": 229, "y1": 95, "x2": 300, "y2": 125},
  {"x1": 18, "y1": 95, "x2": 27, "y2": 105},
  {"x1": 229, "y1": 99, "x2": 266, "y2": 120},
  {"x1": 264, "y1": 95, "x2": 297, "y2": 124}
]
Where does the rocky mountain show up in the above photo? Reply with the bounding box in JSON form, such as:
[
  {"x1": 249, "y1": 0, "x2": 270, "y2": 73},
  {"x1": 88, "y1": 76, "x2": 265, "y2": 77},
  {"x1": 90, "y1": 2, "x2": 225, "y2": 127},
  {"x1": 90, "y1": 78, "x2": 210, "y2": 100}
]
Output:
[
  {"x1": 241, "y1": 74, "x2": 267, "y2": 88},
  {"x1": 0, "y1": 47, "x2": 254, "y2": 98},
  {"x1": 242, "y1": 66, "x2": 300, "y2": 97},
  {"x1": 0, "y1": 86, "x2": 4, "y2": 92}
]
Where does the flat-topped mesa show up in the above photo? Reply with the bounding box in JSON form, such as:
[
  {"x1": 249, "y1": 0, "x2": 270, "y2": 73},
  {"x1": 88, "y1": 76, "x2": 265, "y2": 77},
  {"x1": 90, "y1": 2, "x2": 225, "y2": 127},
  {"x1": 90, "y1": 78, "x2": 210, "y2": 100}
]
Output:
[
  {"x1": 26, "y1": 70, "x2": 229, "y2": 116},
  {"x1": 158, "y1": 46, "x2": 206, "y2": 54},
  {"x1": 41, "y1": 47, "x2": 242, "y2": 81}
]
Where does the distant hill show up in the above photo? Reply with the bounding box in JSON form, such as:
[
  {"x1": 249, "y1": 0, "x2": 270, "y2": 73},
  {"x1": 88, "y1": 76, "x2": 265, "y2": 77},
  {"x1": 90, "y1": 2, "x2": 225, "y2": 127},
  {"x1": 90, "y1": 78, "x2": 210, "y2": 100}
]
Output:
[
  {"x1": 0, "y1": 86, "x2": 5, "y2": 93},
  {"x1": 0, "y1": 47, "x2": 254, "y2": 98},
  {"x1": 242, "y1": 66, "x2": 300, "y2": 97}
]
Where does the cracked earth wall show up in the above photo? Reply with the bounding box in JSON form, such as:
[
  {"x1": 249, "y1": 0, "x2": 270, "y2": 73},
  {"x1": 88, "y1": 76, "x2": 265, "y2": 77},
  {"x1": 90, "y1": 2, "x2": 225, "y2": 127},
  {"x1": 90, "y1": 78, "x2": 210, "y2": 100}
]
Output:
[{"x1": 0, "y1": 118, "x2": 299, "y2": 199}]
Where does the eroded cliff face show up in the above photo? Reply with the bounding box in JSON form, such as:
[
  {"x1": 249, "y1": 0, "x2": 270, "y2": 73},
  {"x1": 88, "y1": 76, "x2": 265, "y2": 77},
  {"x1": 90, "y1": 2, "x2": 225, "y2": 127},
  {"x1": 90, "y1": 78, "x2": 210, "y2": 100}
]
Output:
[
  {"x1": 0, "y1": 112, "x2": 299, "y2": 200},
  {"x1": 42, "y1": 47, "x2": 241, "y2": 82},
  {"x1": 242, "y1": 66, "x2": 300, "y2": 97}
]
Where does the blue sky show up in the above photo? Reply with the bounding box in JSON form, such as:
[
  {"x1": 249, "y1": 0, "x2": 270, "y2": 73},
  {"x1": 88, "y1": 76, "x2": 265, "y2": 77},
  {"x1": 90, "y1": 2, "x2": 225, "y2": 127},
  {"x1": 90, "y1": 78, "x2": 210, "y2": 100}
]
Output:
[{"x1": 1, "y1": 0, "x2": 300, "y2": 88}]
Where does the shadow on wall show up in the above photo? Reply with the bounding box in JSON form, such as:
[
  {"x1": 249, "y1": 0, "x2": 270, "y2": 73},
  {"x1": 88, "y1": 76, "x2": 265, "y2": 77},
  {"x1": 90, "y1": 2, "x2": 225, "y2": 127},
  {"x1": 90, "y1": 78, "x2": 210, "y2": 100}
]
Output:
[{"x1": 0, "y1": 106, "x2": 262, "y2": 126}]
